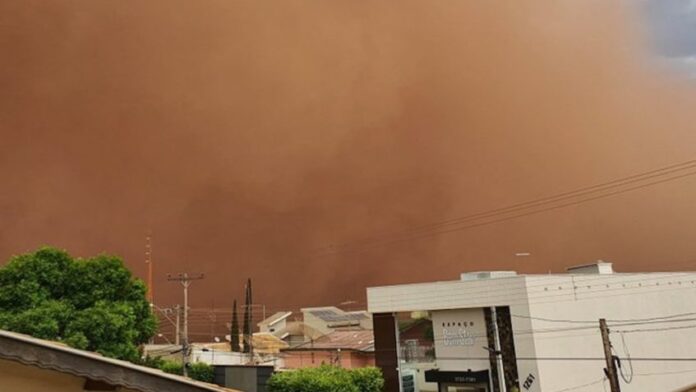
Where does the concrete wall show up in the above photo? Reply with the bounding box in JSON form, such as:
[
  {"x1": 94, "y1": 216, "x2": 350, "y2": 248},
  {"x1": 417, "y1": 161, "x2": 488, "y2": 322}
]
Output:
[
  {"x1": 192, "y1": 349, "x2": 247, "y2": 365},
  {"x1": 431, "y1": 309, "x2": 489, "y2": 372},
  {"x1": 260, "y1": 318, "x2": 287, "y2": 334},
  {"x1": 524, "y1": 273, "x2": 696, "y2": 392},
  {"x1": 368, "y1": 275, "x2": 529, "y2": 313},
  {"x1": 368, "y1": 271, "x2": 696, "y2": 392},
  {"x1": 302, "y1": 312, "x2": 333, "y2": 335},
  {"x1": 214, "y1": 366, "x2": 273, "y2": 392},
  {"x1": 0, "y1": 358, "x2": 139, "y2": 392}
]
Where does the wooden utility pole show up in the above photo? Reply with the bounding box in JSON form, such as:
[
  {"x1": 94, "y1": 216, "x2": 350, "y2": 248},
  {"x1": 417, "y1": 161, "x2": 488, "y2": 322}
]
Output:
[
  {"x1": 599, "y1": 318, "x2": 621, "y2": 392},
  {"x1": 168, "y1": 273, "x2": 204, "y2": 377},
  {"x1": 174, "y1": 304, "x2": 181, "y2": 346}
]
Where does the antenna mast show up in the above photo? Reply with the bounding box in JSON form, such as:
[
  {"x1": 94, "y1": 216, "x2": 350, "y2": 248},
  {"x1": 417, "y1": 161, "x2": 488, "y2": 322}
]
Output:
[{"x1": 145, "y1": 231, "x2": 153, "y2": 304}]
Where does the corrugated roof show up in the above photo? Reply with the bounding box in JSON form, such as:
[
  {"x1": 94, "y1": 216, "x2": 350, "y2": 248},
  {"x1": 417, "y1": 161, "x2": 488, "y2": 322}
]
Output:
[{"x1": 0, "y1": 329, "x2": 235, "y2": 392}]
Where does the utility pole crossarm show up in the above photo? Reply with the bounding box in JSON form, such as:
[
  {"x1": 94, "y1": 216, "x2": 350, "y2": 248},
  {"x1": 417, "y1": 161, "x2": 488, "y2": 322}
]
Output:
[{"x1": 167, "y1": 272, "x2": 205, "y2": 377}]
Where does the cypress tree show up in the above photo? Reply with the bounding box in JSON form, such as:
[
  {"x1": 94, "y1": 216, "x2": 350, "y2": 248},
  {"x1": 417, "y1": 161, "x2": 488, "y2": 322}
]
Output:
[
  {"x1": 230, "y1": 299, "x2": 240, "y2": 352},
  {"x1": 242, "y1": 279, "x2": 251, "y2": 353}
]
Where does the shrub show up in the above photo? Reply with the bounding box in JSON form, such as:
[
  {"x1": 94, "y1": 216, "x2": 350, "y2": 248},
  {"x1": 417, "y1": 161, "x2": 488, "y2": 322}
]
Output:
[
  {"x1": 156, "y1": 360, "x2": 214, "y2": 383},
  {"x1": 350, "y1": 367, "x2": 384, "y2": 392},
  {"x1": 268, "y1": 365, "x2": 383, "y2": 392},
  {"x1": 188, "y1": 362, "x2": 215, "y2": 383},
  {"x1": 159, "y1": 360, "x2": 183, "y2": 375}
]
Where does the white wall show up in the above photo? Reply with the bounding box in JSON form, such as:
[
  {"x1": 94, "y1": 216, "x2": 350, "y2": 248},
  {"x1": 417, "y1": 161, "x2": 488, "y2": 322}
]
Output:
[
  {"x1": 524, "y1": 273, "x2": 696, "y2": 392},
  {"x1": 431, "y1": 309, "x2": 489, "y2": 372},
  {"x1": 192, "y1": 349, "x2": 247, "y2": 366},
  {"x1": 368, "y1": 271, "x2": 696, "y2": 392},
  {"x1": 260, "y1": 318, "x2": 287, "y2": 334},
  {"x1": 368, "y1": 275, "x2": 529, "y2": 313}
]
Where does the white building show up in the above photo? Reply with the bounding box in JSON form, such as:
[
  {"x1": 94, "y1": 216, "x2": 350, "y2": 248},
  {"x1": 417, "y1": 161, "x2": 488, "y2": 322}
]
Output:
[
  {"x1": 258, "y1": 311, "x2": 293, "y2": 336},
  {"x1": 367, "y1": 262, "x2": 696, "y2": 392}
]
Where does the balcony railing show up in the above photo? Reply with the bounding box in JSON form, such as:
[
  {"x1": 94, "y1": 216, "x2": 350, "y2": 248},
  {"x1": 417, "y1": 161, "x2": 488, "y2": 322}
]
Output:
[{"x1": 400, "y1": 345, "x2": 435, "y2": 363}]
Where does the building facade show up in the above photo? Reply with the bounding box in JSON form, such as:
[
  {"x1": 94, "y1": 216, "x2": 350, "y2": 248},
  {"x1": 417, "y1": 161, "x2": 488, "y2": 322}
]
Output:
[{"x1": 368, "y1": 262, "x2": 696, "y2": 392}]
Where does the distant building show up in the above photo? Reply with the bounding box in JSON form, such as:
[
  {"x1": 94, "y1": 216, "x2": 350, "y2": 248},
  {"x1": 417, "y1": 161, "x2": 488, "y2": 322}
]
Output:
[
  {"x1": 301, "y1": 306, "x2": 373, "y2": 335},
  {"x1": 0, "y1": 329, "x2": 233, "y2": 392},
  {"x1": 368, "y1": 262, "x2": 696, "y2": 392},
  {"x1": 399, "y1": 317, "x2": 435, "y2": 363},
  {"x1": 281, "y1": 329, "x2": 375, "y2": 369},
  {"x1": 257, "y1": 311, "x2": 292, "y2": 336},
  {"x1": 255, "y1": 306, "x2": 373, "y2": 349}
]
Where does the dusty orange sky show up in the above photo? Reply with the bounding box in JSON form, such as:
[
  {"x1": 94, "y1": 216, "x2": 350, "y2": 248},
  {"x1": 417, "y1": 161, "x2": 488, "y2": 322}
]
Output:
[{"x1": 2, "y1": 1, "x2": 696, "y2": 317}]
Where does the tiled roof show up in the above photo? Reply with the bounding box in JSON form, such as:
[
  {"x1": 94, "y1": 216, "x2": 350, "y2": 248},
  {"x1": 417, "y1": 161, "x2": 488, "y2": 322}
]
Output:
[{"x1": 284, "y1": 329, "x2": 374, "y2": 352}]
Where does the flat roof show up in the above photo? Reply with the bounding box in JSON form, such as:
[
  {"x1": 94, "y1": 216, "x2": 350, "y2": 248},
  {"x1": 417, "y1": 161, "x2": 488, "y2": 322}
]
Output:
[
  {"x1": 367, "y1": 271, "x2": 696, "y2": 313},
  {"x1": 257, "y1": 311, "x2": 292, "y2": 327}
]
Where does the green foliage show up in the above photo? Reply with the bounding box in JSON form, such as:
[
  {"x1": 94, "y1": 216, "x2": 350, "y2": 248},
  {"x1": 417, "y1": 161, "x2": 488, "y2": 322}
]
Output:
[
  {"x1": 0, "y1": 247, "x2": 157, "y2": 362},
  {"x1": 268, "y1": 365, "x2": 384, "y2": 392},
  {"x1": 349, "y1": 367, "x2": 384, "y2": 392},
  {"x1": 231, "y1": 299, "x2": 240, "y2": 352},
  {"x1": 156, "y1": 360, "x2": 214, "y2": 383},
  {"x1": 243, "y1": 279, "x2": 252, "y2": 353},
  {"x1": 424, "y1": 323, "x2": 434, "y2": 342},
  {"x1": 188, "y1": 362, "x2": 215, "y2": 383},
  {"x1": 159, "y1": 360, "x2": 184, "y2": 375},
  {"x1": 134, "y1": 354, "x2": 165, "y2": 369}
]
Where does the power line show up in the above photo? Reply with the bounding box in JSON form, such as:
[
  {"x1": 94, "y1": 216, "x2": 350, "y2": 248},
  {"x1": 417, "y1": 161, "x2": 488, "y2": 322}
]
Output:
[
  {"x1": 551, "y1": 377, "x2": 606, "y2": 392},
  {"x1": 512, "y1": 311, "x2": 696, "y2": 325},
  {"x1": 369, "y1": 353, "x2": 696, "y2": 362},
  {"x1": 615, "y1": 324, "x2": 696, "y2": 334},
  {"x1": 317, "y1": 159, "x2": 696, "y2": 256},
  {"x1": 616, "y1": 332, "x2": 633, "y2": 384},
  {"x1": 323, "y1": 160, "x2": 696, "y2": 253},
  {"x1": 634, "y1": 367, "x2": 696, "y2": 377}
]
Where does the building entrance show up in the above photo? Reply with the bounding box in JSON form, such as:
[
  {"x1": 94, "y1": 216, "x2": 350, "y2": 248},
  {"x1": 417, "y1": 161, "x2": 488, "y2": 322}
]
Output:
[
  {"x1": 441, "y1": 382, "x2": 489, "y2": 392},
  {"x1": 425, "y1": 369, "x2": 490, "y2": 392}
]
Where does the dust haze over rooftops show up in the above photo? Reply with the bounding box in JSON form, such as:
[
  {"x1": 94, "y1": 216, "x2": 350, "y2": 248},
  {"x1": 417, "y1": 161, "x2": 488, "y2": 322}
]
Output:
[{"x1": 1, "y1": 1, "x2": 696, "y2": 310}]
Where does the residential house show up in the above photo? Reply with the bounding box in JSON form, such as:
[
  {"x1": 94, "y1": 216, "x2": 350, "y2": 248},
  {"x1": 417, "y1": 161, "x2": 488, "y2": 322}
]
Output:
[
  {"x1": 255, "y1": 307, "x2": 373, "y2": 349},
  {"x1": 301, "y1": 307, "x2": 372, "y2": 336},
  {"x1": 280, "y1": 329, "x2": 375, "y2": 369},
  {"x1": 257, "y1": 312, "x2": 292, "y2": 336},
  {"x1": 399, "y1": 317, "x2": 435, "y2": 363}
]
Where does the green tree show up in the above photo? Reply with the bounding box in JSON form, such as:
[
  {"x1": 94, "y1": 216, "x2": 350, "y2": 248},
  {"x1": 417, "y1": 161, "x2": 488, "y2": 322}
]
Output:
[
  {"x1": 349, "y1": 367, "x2": 384, "y2": 392},
  {"x1": 157, "y1": 360, "x2": 214, "y2": 383},
  {"x1": 0, "y1": 247, "x2": 156, "y2": 362},
  {"x1": 242, "y1": 278, "x2": 252, "y2": 353},
  {"x1": 267, "y1": 365, "x2": 384, "y2": 392},
  {"x1": 230, "y1": 299, "x2": 240, "y2": 352}
]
